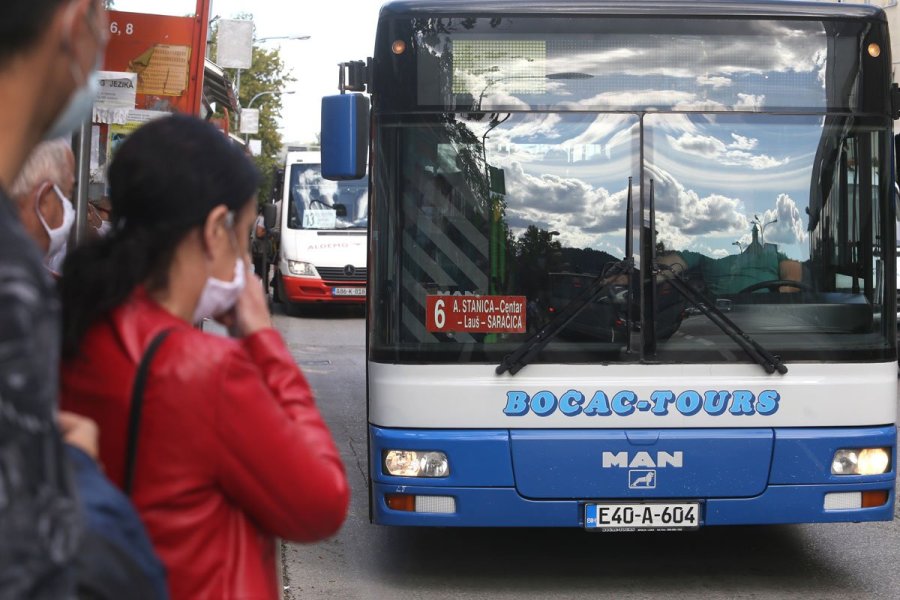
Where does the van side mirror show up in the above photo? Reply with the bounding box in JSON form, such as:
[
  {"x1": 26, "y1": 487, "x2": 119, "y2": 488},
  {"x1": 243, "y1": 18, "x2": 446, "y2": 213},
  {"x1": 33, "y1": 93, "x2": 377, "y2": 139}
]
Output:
[
  {"x1": 262, "y1": 203, "x2": 277, "y2": 229},
  {"x1": 271, "y1": 168, "x2": 285, "y2": 203},
  {"x1": 321, "y1": 93, "x2": 370, "y2": 180}
]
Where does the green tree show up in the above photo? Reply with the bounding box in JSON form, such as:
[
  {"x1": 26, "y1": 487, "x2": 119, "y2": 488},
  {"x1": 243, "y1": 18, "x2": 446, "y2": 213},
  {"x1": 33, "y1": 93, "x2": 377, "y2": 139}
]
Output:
[
  {"x1": 211, "y1": 17, "x2": 295, "y2": 204},
  {"x1": 515, "y1": 226, "x2": 563, "y2": 297}
]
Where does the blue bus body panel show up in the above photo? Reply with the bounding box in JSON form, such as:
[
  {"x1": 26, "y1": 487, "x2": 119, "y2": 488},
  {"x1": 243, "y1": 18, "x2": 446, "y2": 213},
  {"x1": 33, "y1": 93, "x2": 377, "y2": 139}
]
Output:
[
  {"x1": 372, "y1": 481, "x2": 895, "y2": 527},
  {"x1": 704, "y1": 481, "x2": 895, "y2": 525},
  {"x1": 370, "y1": 428, "x2": 514, "y2": 486},
  {"x1": 769, "y1": 426, "x2": 896, "y2": 484},
  {"x1": 509, "y1": 429, "x2": 773, "y2": 498},
  {"x1": 321, "y1": 94, "x2": 369, "y2": 180},
  {"x1": 370, "y1": 425, "x2": 896, "y2": 527}
]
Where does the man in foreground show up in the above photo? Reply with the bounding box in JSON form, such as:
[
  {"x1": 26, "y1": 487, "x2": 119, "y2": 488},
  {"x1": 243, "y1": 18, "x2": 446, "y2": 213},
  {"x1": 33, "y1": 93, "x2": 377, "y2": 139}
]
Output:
[{"x1": 0, "y1": 0, "x2": 108, "y2": 596}]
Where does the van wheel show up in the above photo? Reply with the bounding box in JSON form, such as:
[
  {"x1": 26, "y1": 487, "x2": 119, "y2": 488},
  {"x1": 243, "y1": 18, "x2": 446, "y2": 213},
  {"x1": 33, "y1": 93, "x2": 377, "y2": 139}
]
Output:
[
  {"x1": 273, "y1": 274, "x2": 287, "y2": 304},
  {"x1": 273, "y1": 276, "x2": 296, "y2": 316}
]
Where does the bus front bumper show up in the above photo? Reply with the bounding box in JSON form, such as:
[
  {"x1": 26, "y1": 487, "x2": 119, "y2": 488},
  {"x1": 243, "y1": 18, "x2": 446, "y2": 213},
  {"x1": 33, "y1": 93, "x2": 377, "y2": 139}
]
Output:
[{"x1": 370, "y1": 425, "x2": 896, "y2": 527}]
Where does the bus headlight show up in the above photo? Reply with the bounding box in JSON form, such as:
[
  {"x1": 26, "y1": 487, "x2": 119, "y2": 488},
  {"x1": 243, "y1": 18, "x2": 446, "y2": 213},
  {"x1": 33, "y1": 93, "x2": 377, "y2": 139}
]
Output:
[
  {"x1": 288, "y1": 261, "x2": 319, "y2": 277},
  {"x1": 831, "y1": 448, "x2": 891, "y2": 475},
  {"x1": 383, "y1": 450, "x2": 449, "y2": 477}
]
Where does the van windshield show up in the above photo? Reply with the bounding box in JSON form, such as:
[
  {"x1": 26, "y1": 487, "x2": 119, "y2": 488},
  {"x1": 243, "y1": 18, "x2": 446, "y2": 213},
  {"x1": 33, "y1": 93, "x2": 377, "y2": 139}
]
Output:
[{"x1": 287, "y1": 164, "x2": 368, "y2": 230}]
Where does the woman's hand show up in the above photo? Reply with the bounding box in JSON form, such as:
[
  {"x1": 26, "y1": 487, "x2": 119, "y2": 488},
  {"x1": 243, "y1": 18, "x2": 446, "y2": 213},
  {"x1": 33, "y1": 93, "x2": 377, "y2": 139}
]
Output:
[
  {"x1": 58, "y1": 411, "x2": 99, "y2": 460},
  {"x1": 223, "y1": 259, "x2": 272, "y2": 337}
]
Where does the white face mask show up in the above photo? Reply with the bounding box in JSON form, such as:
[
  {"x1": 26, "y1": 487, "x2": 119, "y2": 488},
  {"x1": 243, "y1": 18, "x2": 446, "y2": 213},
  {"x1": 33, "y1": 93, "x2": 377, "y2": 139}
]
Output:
[
  {"x1": 192, "y1": 257, "x2": 246, "y2": 324},
  {"x1": 44, "y1": 5, "x2": 105, "y2": 140},
  {"x1": 36, "y1": 185, "x2": 75, "y2": 264},
  {"x1": 96, "y1": 219, "x2": 112, "y2": 237},
  {"x1": 45, "y1": 61, "x2": 101, "y2": 140}
]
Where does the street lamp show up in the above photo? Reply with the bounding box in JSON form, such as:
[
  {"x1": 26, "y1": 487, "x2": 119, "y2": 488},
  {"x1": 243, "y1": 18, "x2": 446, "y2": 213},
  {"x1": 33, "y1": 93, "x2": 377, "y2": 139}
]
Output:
[
  {"x1": 247, "y1": 89, "x2": 295, "y2": 110},
  {"x1": 257, "y1": 35, "x2": 311, "y2": 43},
  {"x1": 478, "y1": 72, "x2": 592, "y2": 188},
  {"x1": 244, "y1": 90, "x2": 295, "y2": 143},
  {"x1": 753, "y1": 214, "x2": 777, "y2": 245},
  {"x1": 476, "y1": 71, "x2": 593, "y2": 110}
]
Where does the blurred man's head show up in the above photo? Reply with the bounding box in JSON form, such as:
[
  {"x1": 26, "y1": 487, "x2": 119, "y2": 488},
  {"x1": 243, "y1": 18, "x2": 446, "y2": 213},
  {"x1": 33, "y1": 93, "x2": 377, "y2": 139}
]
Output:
[
  {"x1": 0, "y1": 0, "x2": 107, "y2": 185},
  {"x1": 10, "y1": 139, "x2": 76, "y2": 256}
]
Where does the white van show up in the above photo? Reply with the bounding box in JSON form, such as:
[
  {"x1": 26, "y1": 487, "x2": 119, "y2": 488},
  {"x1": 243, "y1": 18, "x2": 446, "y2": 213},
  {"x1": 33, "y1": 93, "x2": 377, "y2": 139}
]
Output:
[{"x1": 273, "y1": 149, "x2": 367, "y2": 309}]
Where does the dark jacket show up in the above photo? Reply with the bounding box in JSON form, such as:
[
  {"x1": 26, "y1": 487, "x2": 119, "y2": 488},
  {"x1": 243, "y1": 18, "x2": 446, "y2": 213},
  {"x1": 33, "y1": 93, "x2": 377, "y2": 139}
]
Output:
[
  {"x1": 67, "y1": 445, "x2": 168, "y2": 600},
  {"x1": 61, "y1": 289, "x2": 349, "y2": 599},
  {"x1": 0, "y1": 192, "x2": 81, "y2": 598}
]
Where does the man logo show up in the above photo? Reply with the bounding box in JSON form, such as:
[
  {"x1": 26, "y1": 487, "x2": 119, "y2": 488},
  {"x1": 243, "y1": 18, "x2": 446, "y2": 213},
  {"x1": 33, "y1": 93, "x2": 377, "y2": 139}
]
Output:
[
  {"x1": 629, "y1": 470, "x2": 656, "y2": 489},
  {"x1": 602, "y1": 451, "x2": 683, "y2": 468}
]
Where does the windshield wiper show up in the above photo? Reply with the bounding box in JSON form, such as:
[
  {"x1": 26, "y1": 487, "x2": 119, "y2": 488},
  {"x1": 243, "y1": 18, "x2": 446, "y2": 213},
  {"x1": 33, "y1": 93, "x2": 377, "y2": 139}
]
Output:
[
  {"x1": 496, "y1": 258, "x2": 634, "y2": 376},
  {"x1": 656, "y1": 263, "x2": 788, "y2": 375}
]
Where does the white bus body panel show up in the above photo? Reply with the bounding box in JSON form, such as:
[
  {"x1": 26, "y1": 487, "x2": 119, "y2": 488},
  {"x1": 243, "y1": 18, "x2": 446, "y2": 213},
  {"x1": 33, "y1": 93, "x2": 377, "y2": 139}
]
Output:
[{"x1": 368, "y1": 361, "x2": 897, "y2": 428}]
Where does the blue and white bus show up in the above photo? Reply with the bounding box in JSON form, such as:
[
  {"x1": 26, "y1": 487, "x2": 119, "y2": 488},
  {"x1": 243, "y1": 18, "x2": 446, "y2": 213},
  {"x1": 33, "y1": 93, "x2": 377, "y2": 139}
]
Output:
[{"x1": 323, "y1": 0, "x2": 898, "y2": 529}]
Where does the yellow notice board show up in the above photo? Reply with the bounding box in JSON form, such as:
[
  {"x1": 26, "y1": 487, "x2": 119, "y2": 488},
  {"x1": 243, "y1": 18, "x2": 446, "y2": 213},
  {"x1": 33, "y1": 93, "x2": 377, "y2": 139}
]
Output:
[
  {"x1": 107, "y1": 122, "x2": 141, "y2": 164},
  {"x1": 130, "y1": 44, "x2": 191, "y2": 97}
]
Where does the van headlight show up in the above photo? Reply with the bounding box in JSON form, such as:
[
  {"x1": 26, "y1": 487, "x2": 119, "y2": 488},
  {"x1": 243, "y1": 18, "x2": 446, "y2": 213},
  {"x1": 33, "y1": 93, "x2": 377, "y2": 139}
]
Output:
[
  {"x1": 288, "y1": 261, "x2": 319, "y2": 277},
  {"x1": 383, "y1": 450, "x2": 449, "y2": 477},
  {"x1": 831, "y1": 448, "x2": 891, "y2": 475}
]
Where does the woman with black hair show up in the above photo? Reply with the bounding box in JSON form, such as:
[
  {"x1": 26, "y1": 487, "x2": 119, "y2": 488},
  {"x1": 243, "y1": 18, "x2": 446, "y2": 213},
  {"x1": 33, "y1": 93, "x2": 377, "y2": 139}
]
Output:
[{"x1": 59, "y1": 115, "x2": 349, "y2": 600}]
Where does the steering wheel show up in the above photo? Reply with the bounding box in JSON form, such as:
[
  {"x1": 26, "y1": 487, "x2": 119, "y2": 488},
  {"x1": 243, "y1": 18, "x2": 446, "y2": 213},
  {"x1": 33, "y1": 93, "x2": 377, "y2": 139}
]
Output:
[
  {"x1": 737, "y1": 279, "x2": 814, "y2": 294},
  {"x1": 309, "y1": 198, "x2": 332, "y2": 210}
]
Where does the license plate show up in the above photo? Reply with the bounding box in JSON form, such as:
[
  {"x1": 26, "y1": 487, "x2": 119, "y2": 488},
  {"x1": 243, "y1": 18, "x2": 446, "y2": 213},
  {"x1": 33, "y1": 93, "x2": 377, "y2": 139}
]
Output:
[
  {"x1": 585, "y1": 502, "x2": 700, "y2": 531},
  {"x1": 332, "y1": 287, "x2": 366, "y2": 297}
]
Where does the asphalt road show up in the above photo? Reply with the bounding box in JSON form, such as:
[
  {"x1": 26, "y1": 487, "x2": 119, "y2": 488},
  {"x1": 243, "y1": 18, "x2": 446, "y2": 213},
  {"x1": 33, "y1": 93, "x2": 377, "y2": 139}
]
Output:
[{"x1": 274, "y1": 305, "x2": 900, "y2": 600}]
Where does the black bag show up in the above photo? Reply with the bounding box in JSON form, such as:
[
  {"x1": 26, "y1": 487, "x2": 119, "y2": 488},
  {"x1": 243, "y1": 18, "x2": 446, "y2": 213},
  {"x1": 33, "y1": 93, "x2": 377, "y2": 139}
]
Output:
[
  {"x1": 72, "y1": 328, "x2": 173, "y2": 600},
  {"x1": 124, "y1": 329, "x2": 172, "y2": 496}
]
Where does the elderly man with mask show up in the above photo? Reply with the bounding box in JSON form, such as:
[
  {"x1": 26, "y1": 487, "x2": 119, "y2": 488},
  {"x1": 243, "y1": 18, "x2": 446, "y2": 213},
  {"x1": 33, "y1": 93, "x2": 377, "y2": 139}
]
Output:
[
  {"x1": 10, "y1": 138, "x2": 77, "y2": 273},
  {"x1": 0, "y1": 0, "x2": 109, "y2": 597}
]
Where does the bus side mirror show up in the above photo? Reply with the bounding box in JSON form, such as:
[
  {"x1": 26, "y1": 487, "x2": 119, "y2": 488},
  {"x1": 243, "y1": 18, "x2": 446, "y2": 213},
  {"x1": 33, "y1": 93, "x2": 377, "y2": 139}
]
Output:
[
  {"x1": 263, "y1": 203, "x2": 277, "y2": 229},
  {"x1": 321, "y1": 93, "x2": 370, "y2": 180}
]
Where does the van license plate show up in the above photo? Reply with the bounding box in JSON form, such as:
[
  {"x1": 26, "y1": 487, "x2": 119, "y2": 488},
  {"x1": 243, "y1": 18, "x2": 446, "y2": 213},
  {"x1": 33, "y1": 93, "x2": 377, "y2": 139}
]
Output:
[
  {"x1": 585, "y1": 502, "x2": 699, "y2": 531},
  {"x1": 333, "y1": 287, "x2": 365, "y2": 297}
]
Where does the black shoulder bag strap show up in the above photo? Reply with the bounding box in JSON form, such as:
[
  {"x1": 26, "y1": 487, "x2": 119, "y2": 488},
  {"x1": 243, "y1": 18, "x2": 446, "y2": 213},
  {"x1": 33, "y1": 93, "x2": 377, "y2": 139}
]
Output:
[{"x1": 123, "y1": 328, "x2": 173, "y2": 497}]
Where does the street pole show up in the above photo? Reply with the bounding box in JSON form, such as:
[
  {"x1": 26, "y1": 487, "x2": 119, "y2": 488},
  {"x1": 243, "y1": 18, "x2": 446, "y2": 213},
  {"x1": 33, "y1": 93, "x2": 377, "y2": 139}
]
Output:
[{"x1": 73, "y1": 119, "x2": 92, "y2": 246}]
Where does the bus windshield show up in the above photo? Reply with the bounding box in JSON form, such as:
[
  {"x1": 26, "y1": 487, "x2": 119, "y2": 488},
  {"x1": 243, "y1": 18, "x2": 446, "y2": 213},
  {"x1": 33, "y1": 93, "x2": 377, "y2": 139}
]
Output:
[
  {"x1": 287, "y1": 164, "x2": 368, "y2": 230},
  {"x1": 369, "y1": 15, "x2": 894, "y2": 365}
]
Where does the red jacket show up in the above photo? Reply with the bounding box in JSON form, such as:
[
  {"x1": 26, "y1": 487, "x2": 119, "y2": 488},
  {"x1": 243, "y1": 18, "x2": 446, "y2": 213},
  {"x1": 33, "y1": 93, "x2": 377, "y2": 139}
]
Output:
[{"x1": 61, "y1": 290, "x2": 349, "y2": 600}]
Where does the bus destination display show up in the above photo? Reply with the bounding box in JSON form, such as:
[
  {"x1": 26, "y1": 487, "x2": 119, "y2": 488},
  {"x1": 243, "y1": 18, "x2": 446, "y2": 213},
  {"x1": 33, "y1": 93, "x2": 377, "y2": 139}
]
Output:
[{"x1": 426, "y1": 295, "x2": 527, "y2": 333}]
